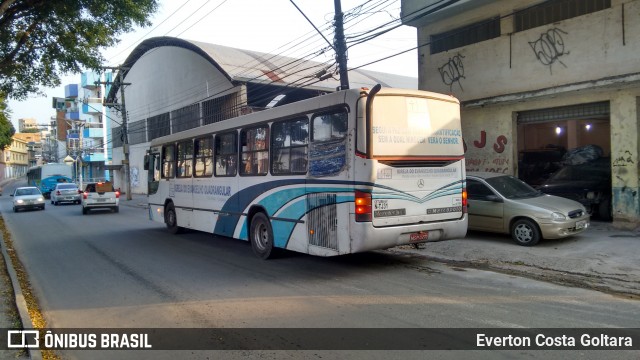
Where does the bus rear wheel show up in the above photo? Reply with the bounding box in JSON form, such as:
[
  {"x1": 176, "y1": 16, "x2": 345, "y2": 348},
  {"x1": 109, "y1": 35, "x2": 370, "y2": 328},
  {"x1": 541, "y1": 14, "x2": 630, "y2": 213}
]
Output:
[
  {"x1": 165, "y1": 203, "x2": 183, "y2": 234},
  {"x1": 250, "y1": 212, "x2": 276, "y2": 259}
]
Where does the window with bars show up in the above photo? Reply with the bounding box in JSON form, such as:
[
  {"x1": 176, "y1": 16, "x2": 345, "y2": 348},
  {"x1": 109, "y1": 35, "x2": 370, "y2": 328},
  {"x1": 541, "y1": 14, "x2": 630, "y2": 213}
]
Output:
[
  {"x1": 111, "y1": 126, "x2": 123, "y2": 148},
  {"x1": 515, "y1": 0, "x2": 611, "y2": 32},
  {"x1": 128, "y1": 120, "x2": 147, "y2": 145},
  {"x1": 171, "y1": 104, "x2": 200, "y2": 134},
  {"x1": 430, "y1": 17, "x2": 501, "y2": 54},
  {"x1": 203, "y1": 94, "x2": 237, "y2": 125},
  {"x1": 147, "y1": 113, "x2": 170, "y2": 141}
]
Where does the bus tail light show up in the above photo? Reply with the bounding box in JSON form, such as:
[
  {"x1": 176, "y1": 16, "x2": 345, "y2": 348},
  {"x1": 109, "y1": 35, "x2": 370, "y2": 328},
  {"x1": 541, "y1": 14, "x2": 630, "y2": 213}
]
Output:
[
  {"x1": 83, "y1": 191, "x2": 88, "y2": 199},
  {"x1": 462, "y1": 188, "x2": 468, "y2": 213},
  {"x1": 355, "y1": 190, "x2": 372, "y2": 222}
]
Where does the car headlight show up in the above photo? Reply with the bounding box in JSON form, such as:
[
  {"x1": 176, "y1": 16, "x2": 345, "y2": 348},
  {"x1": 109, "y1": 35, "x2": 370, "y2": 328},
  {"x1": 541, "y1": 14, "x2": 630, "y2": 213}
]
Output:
[
  {"x1": 586, "y1": 191, "x2": 595, "y2": 200},
  {"x1": 16, "y1": 199, "x2": 24, "y2": 204},
  {"x1": 37, "y1": 197, "x2": 44, "y2": 201},
  {"x1": 551, "y1": 212, "x2": 566, "y2": 221}
]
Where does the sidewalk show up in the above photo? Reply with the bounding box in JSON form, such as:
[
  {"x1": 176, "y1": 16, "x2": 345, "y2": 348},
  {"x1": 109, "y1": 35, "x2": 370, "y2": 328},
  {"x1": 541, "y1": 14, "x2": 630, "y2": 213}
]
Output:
[{"x1": 390, "y1": 221, "x2": 640, "y2": 298}]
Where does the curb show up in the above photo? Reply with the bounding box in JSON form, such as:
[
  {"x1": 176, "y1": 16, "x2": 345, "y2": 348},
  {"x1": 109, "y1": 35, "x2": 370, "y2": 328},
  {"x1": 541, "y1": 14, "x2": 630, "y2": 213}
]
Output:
[{"x1": 0, "y1": 231, "x2": 42, "y2": 360}]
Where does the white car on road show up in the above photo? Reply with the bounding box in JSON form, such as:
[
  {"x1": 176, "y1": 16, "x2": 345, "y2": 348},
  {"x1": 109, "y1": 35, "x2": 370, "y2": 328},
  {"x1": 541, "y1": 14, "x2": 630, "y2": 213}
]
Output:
[
  {"x1": 11, "y1": 186, "x2": 45, "y2": 212},
  {"x1": 82, "y1": 182, "x2": 120, "y2": 214}
]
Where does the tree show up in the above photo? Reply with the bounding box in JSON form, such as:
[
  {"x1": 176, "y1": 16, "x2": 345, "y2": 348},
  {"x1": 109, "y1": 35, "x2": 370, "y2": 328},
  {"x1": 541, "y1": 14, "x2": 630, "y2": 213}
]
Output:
[
  {"x1": 21, "y1": 127, "x2": 39, "y2": 133},
  {"x1": 0, "y1": 0, "x2": 158, "y2": 100},
  {"x1": 0, "y1": 92, "x2": 15, "y2": 149}
]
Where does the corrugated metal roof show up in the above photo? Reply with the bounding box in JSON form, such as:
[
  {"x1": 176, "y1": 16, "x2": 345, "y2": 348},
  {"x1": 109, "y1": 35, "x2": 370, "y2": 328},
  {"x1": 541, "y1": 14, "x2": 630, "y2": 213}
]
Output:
[{"x1": 107, "y1": 36, "x2": 416, "y2": 101}]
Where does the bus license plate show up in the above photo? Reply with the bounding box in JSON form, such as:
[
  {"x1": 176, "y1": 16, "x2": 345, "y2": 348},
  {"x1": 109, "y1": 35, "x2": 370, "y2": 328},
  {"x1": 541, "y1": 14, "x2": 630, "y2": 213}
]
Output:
[{"x1": 409, "y1": 231, "x2": 429, "y2": 242}]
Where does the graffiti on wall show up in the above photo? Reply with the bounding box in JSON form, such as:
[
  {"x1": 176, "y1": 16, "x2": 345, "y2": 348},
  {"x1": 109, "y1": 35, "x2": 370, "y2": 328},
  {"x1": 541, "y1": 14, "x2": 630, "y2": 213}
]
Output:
[
  {"x1": 464, "y1": 130, "x2": 510, "y2": 173},
  {"x1": 613, "y1": 150, "x2": 634, "y2": 167},
  {"x1": 529, "y1": 28, "x2": 569, "y2": 74},
  {"x1": 438, "y1": 54, "x2": 465, "y2": 91}
]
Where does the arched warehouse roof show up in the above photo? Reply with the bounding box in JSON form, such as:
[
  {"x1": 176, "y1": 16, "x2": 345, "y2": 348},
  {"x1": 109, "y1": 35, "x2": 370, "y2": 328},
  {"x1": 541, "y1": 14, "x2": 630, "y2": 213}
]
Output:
[{"x1": 106, "y1": 36, "x2": 417, "y2": 103}]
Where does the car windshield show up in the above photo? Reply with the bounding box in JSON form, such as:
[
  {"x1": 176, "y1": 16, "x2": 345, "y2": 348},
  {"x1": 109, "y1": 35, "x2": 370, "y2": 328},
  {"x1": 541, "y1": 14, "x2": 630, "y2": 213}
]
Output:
[
  {"x1": 485, "y1": 175, "x2": 542, "y2": 199},
  {"x1": 16, "y1": 188, "x2": 40, "y2": 196},
  {"x1": 548, "y1": 165, "x2": 609, "y2": 182}
]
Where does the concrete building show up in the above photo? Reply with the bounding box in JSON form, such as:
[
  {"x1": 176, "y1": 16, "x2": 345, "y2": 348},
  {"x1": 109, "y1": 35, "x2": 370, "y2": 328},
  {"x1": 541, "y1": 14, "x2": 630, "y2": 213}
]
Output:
[
  {"x1": 13, "y1": 132, "x2": 42, "y2": 168},
  {"x1": 2, "y1": 136, "x2": 29, "y2": 178},
  {"x1": 402, "y1": 0, "x2": 640, "y2": 228},
  {"x1": 59, "y1": 74, "x2": 112, "y2": 183},
  {"x1": 17, "y1": 117, "x2": 38, "y2": 132},
  {"x1": 105, "y1": 37, "x2": 418, "y2": 195}
]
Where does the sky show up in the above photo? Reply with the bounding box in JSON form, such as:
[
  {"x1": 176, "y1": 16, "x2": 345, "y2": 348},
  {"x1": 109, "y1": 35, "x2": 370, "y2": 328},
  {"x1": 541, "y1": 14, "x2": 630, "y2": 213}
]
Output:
[{"x1": 7, "y1": 0, "x2": 418, "y2": 130}]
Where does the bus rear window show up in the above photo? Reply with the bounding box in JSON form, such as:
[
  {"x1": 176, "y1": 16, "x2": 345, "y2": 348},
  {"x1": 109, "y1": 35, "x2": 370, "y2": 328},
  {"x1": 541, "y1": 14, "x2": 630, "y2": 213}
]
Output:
[{"x1": 370, "y1": 96, "x2": 463, "y2": 157}]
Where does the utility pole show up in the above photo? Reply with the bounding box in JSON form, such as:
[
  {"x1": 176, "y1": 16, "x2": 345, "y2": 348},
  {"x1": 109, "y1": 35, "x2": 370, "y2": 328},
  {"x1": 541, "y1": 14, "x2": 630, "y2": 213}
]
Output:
[
  {"x1": 334, "y1": 0, "x2": 349, "y2": 90},
  {"x1": 101, "y1": 66, "x2": 132, "y2": 200}
]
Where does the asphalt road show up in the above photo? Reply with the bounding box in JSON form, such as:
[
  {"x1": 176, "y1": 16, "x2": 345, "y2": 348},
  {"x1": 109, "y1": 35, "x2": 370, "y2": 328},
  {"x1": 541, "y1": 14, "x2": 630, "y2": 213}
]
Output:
[{"x1": 2, "y1": 181, "x2": 639, "y2": 360}]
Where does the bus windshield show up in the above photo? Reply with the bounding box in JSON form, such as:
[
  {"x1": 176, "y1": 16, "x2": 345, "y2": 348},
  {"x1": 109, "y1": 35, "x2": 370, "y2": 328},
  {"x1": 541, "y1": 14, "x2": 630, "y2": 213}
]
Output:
[{"x1": 370, "y1": 95, "x2": 463, "y2": 157}]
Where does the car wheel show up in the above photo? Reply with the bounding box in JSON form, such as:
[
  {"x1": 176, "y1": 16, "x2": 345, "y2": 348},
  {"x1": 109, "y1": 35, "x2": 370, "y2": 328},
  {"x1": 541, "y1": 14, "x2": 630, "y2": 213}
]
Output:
[
  {"x1": 82, "y1": 207, "x2": 88, "y2": 215},
  {"x1": 598, "y1": 196, "x2": 612, "y2": 221},
  {"x1": 13, "y1": 207, "x2": 17, "y2": 213},
  {"x1": 250, "y1": 212, "x2": 277, "y2": 259},
  {"x1": 165, "y1": 203, "x2": 182, "y2": 234},
  {"x1": 41, "y1": 205, "x2": 45, "y2": 210},
  {"x1": 510, "y1": 218, "x2": 541, "y2": 246},
  {"x1": 112, "y1": 207, "x2": 119, "y2": 213},
  {"x1": 51, "y1": 200, "x2": 54, "y2": 205}
]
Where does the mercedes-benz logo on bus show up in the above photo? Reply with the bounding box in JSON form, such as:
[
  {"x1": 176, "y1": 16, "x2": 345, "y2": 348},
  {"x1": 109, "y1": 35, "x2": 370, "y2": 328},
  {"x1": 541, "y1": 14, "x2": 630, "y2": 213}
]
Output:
[{"x1": 417, "y1": 179, "x2": 424, "y2": 188}]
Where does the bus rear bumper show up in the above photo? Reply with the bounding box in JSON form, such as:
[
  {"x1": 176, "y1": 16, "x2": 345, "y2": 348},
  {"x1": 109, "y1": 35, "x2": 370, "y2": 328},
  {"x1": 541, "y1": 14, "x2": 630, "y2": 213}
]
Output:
[{"x1": 349, "y1": 214, "x2": 468, "y2": 253}]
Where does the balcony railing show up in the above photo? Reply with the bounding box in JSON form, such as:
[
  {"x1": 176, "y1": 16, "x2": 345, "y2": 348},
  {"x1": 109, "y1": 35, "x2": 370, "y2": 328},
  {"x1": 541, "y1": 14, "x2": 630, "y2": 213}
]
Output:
[
  {"x1": 82, "y1": 127, "x2": 104, "y2": 138},
  {"x1": 82, "y1": 99, "x2": 103, "y2": 114}
]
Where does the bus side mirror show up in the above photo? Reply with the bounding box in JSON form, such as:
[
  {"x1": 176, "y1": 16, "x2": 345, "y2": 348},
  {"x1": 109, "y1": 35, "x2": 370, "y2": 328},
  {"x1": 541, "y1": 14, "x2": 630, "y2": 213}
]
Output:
[{"x1": 143, "y1": 155, "x2": 149, "y2": 171}]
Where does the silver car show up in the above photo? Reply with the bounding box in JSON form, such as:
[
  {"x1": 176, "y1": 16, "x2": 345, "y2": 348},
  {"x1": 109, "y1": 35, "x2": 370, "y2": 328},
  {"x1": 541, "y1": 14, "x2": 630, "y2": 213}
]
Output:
[
  {"x1": 51, "y1": 183, "x2": 81, "y2": 205},
  {"x1": 467, "y1": 172, "x2": 590, "y2": 246},
  {"x1": 11, "y1": 186, "x2": 45, "y2": 212}
]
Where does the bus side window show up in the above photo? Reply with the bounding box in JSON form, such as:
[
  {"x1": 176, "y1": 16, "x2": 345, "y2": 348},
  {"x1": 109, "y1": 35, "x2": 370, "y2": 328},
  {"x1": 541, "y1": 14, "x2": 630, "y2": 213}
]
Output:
[
  {"x1": 271, "y1": 118, "x2": 308, "y2": 175},
  {"x1": 240, "y1": 126, "x2": 269, "y2": 176},
  {"x1": 312, "y1": 111, "x2": 347, "y2": 141},
  {"x1": 215, "y1": 132, "x2": 237, "y2": 177},
  {"x1": 162, "y1": 144, "x2": 175, "y2": 178},
  {"x1": 194, "y1": 136, "x2": 213, "y2": 177},
  {"x1": 176, "y1": 140, "x2": 193, "y2": 178},
  {"x1": 309, "y1": 110, "x2": 348, "y2": 177}
]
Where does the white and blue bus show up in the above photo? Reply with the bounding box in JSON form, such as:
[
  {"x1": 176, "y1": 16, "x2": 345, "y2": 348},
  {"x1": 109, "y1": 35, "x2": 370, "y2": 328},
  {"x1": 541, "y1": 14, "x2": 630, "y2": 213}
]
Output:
[
  {"x1": 26, "y1": 163, "x2": 74, "y2": 198},
  {"x1": 145, "y1": 86, "x2": 468, "y2": 259}
]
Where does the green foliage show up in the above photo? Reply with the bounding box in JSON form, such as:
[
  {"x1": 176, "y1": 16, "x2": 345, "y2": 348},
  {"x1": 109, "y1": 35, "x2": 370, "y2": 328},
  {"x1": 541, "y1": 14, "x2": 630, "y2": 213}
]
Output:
[
  {"x1": 0, "y1": 0, "x2": 158, "y2": 100},
  {"x1": 21, "y1": 128, "x2": 40, "y2": 133},
  {"x1": 0, "y1": 92, "x2": 15, "y2": 149}
]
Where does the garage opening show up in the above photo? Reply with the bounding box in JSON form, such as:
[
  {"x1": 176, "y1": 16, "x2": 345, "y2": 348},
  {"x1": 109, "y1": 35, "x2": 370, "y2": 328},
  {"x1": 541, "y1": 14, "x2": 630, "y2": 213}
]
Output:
[{"x1": 516, "y1": 101, "x2": 612, "y2": 220}]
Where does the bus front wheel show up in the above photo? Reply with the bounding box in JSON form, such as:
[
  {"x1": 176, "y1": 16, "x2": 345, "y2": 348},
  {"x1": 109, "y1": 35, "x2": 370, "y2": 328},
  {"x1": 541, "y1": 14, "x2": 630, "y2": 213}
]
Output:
[
  {"x1": 165, "y1": 203, "x2": 183, "y2": 234},
  {"x1": 250, "y1": 212, "x2": 276, "y2": 259}
]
